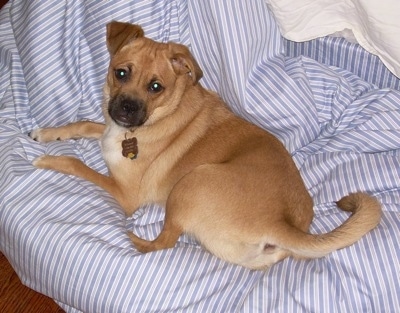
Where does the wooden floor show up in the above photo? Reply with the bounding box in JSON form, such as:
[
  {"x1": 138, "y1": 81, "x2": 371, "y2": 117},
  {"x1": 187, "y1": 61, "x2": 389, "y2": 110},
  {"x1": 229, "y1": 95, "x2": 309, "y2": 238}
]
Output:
[{"x1": 0, "y1": 252, "x2": 65, "y2": 313}]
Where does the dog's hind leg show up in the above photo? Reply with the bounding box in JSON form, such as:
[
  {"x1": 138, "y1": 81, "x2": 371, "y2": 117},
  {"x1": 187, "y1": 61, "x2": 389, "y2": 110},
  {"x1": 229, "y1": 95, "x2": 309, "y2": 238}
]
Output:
[
  {"x1": 128, "y1": 180, "x2": 188, "y2": 253},
  {"x1": 128, "y1": 215, "x2": 183, "y2": 253}
]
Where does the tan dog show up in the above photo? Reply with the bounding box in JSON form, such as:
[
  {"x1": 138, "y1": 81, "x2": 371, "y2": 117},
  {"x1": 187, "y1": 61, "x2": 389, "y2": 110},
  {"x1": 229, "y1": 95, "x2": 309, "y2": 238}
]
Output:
[{"x1": 30, "y1": 22, "x2": 381, "y2": 270}]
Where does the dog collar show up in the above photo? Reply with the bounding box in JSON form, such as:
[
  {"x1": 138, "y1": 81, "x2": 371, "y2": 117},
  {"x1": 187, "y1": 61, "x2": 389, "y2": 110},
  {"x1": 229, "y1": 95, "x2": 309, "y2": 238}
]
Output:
[{"x1": 122, "y1": 131, "x2": 138, "y2": 160}]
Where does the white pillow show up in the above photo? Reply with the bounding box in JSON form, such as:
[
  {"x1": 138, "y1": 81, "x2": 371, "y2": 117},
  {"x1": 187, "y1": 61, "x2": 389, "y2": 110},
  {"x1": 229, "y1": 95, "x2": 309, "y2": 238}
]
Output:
[{"x1": 266, "y1": 0, "x2": 400, "y2": 78}]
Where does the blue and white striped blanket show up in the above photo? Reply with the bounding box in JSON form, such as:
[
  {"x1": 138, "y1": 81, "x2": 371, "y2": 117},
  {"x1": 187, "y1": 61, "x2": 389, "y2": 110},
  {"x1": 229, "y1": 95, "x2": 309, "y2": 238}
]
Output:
[{"x1": 1, "y1": 1, "x2": 399, "y2": 312}]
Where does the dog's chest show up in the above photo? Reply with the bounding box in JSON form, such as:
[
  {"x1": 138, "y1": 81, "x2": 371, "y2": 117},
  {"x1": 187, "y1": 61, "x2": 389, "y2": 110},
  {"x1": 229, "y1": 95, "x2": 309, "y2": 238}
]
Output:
[
  {"x1": 100, "y1": 128, "x2": 125, "y2": 166},
  {"x1": 99, "y1": 126, "x2": 173, "y2": 205}
]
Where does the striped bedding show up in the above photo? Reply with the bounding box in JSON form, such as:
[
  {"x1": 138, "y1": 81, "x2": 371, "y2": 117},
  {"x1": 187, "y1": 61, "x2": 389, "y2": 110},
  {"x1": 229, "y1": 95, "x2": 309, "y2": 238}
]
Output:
[{"x1": 1, "y1": 0, "x2": 399, "y2": 312}]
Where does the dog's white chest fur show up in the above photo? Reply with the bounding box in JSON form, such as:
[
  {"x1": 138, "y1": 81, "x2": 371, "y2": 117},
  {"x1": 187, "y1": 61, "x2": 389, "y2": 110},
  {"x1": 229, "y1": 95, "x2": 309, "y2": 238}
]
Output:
[
  {"x1": 101, "y1": 125, "x2": 128, "y2": 166},
  {"x1": 99, "y1": 124, "x2": 169, "y2": 207}
]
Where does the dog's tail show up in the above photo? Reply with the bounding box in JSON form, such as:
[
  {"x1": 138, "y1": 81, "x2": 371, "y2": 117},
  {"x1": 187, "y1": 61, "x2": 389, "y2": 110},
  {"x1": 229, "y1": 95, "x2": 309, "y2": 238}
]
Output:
[{"x1": 276, "y1": 192, "x2": 382, "y2": 259}]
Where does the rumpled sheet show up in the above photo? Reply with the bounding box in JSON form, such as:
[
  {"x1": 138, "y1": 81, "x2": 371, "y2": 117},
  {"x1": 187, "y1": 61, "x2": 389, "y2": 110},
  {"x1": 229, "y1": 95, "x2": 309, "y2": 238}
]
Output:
[{"x1": 1, "y1": 1, "x2": 399, "y2": 312}]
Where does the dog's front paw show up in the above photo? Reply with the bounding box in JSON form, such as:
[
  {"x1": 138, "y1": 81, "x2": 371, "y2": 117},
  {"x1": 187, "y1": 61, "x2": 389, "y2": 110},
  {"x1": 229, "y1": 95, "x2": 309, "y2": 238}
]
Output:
[
  {"x1": 30, "y1": 128, "x2": 62, "y2": 143},
  {"x1": 32, "y1": 155, "x2": 58, "y2": 169},
  {"x1": 32, "y1": 155, "x2": 82, "y2": 175}
]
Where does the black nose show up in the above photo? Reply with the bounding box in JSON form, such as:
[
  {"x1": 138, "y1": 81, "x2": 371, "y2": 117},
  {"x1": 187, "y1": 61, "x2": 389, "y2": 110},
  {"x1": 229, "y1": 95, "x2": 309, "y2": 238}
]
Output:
[{"x1": 108, "y1": 95, "x2": 147, "y2": 128}]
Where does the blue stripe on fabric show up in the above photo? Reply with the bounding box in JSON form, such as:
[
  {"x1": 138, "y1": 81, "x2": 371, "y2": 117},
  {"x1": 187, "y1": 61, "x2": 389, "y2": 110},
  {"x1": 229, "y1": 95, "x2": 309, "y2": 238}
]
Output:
[{"x1": 285, "y1": 37, "x2": 400, "y2": 90}]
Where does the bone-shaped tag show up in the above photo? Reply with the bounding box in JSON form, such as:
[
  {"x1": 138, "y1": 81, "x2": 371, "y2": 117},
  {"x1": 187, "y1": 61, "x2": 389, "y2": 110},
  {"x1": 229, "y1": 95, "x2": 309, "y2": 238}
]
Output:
[{"x1": 122, "y1": 137, "x2": 138, "y2": 160}]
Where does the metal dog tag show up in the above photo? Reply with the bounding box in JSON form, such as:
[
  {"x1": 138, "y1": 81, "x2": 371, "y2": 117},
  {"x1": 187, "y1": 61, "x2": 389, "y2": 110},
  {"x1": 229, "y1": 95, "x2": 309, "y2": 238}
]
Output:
[{"x1": 122, "y1": 137, "x2": 138, "y2": 160}]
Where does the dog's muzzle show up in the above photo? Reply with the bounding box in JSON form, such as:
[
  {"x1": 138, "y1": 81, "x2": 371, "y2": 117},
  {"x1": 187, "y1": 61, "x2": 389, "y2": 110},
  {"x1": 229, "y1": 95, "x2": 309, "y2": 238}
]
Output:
[{"x1": 108, "y1": 94, "x2": 147, "y2": 128}]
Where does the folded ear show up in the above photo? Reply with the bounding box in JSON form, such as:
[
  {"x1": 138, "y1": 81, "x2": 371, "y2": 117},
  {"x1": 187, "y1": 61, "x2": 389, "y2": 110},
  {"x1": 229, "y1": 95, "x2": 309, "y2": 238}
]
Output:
[
  {"x1": 106, "y1": 22, "x2": 144, "y2": 56},
  {"x1": 170, "y1": 43, "x2": 203, "y2": 84}
]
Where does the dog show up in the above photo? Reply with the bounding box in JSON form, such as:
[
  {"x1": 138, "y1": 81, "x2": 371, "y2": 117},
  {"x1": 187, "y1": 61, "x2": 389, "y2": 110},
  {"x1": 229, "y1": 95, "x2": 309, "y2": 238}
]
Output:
[{"x1": 30, "y1": 21, "x2": 382, "y2": 270}]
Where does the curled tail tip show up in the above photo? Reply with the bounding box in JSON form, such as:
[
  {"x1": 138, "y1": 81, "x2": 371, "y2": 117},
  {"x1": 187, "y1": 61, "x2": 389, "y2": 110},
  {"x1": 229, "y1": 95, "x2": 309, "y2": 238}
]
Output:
[
  {"x1": 336, "y1": 192, "x2": 381, "y2": 211},
  {"x1": 336, "y1": 191, "x2": 382, "y2": 228}
]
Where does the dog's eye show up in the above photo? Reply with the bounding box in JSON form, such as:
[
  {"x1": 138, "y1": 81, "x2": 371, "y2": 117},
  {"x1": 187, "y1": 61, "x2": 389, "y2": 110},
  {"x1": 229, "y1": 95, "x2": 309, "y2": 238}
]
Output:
[
  {"x1": 148, "y1": 81, "x2": 164, "y2": 93},
  {"x1": 115, "y1": 68, "x2": 129, "y2": 81}
]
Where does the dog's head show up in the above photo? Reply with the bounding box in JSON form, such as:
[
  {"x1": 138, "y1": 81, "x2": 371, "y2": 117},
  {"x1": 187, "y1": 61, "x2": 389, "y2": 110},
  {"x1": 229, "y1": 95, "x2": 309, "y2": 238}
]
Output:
[{"x1": 104, "y1": 21, "x2": 203, "y2": 129}]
